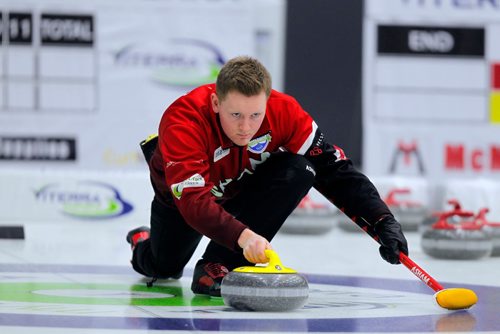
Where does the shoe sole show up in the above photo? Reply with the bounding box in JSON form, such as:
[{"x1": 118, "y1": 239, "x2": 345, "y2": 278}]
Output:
[
  {"x1": 191, "y1": 283, "x2": 221, "y2": 297},
  {"x1": 126, "y1": 226, "x2": 150, "y2": 245}
]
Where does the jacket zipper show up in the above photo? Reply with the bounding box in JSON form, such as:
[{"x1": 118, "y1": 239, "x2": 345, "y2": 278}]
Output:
[{"x1": 237, "y1": 146, "x2": 244, "y2": 173}]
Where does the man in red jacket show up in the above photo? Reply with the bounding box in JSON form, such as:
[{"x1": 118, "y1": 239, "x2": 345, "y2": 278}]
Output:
[{"x1": 127, "y1": 56, "x2": 408, "y2": 297}]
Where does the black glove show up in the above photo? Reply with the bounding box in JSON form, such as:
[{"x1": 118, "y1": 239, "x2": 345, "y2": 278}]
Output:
[{"x1": 374, "y1": 215, "x2": 409, "y2": 264}]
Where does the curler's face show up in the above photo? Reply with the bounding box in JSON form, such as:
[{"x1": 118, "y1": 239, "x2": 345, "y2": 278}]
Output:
[{"x1": 212, "y1": 90, "x2": 267, "y2": 147}]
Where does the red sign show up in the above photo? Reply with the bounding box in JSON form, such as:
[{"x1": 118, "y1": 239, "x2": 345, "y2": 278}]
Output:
[
  {"x1": 389, "y1": 140, "x2": 425, "y2": 174},
  {"x1": 445, "y1": 144, "x2": 500, "y2": 171},
  {"x1": 492, "y1": 63, "x2": 500, "y2": 90}
]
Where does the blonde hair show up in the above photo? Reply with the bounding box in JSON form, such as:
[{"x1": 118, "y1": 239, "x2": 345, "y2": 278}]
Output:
[{"x1": 216, "y1": 56, "x2": 272, "y2": 100}]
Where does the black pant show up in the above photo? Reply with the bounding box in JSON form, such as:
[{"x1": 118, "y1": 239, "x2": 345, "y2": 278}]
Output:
[{"x1": 131, "y1": 152, "x2": 315, "y2": 278}]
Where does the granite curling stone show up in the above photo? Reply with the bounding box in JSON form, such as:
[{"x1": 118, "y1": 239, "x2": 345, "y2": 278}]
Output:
[
  {"x1": 476, "y1": 208, "x2": 500, "y2": 257},
  {"x1": 484, "y1": 223, "x2": 500, "y2": 257},
  {"x1": 419, "y1": 199, "x2": 474, "y2": 233},
  {"x1": 384, "y1": 188, "x2": 428, "y2": 231},
  {"x1": 419, "y1": 214, "x2": 439, "y2": 233},
  {"x1": 485, "y1": 222, "x2": 500, "y2": 257},
  {"x1": 281, "y1": 195, "x2": 336, "y2": 235},
  {"x1": 421, "y1": 216, "x2": 493, "y2": 260},
  {"x1": 221, "y1": 250, "x2": 309, "y2": 312}
]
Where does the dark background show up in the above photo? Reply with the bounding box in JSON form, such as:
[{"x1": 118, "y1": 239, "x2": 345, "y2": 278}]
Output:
[{"x1": 285, "y1": 0, "x2": 363, "y2": 167}]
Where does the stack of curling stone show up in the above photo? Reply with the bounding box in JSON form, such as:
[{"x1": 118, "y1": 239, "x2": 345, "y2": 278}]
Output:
[
  {"x1": 338, "y1": 187, "x2": 429, "y2": 233},
  {"x1": 384, "y1": 188, "x2": 428, "y2": 231},
  {"x1": 421, "y1": 204, "x2": 493, "y2": 260},
  {"x1": 281, "y1": 195, "x2": 336, "y2": 235},
  {"x1": 221, "y1": 249, "x2": 309, "y2": 312},
  {"x1": 419, "y1": 199, "x2": 474, "y2": 233},
  {"x1": 477, "y1": 208, "x2": 500, "y2": 257}
]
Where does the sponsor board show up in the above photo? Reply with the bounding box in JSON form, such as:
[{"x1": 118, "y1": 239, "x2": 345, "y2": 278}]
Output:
[
  {"x1": 113, "y1": 38, "x2": 225, "y2": 87},
  {"x1": 0, "y1": 169, "x2": 152, "y2": 223},
  {"x1": 34, "y1": 181, "x2": 133, "y2": 219}
]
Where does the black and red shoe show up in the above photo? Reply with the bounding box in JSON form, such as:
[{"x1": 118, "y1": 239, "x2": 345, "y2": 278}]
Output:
[
  {"x1": 191, "y1": 260, "x2": 229, "y2": 297},
  {"x1": 126, "y1": 226, "x2": 150, "y2": 250}
]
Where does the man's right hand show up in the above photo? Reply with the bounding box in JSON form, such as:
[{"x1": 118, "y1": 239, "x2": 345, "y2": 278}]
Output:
[
  {"x1": 374, "y1": 215, "x2": 409, "y2": 264},
  {"x1": 237, "y1": 228, "x2": 272, "y2": 264}
]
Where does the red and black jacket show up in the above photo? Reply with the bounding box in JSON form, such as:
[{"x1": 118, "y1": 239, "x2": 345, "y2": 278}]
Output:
[{"x1": 148, "y1": 84, "x2": 391, "y2": 251}]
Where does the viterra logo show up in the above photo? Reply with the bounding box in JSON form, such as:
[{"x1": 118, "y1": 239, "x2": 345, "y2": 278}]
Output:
[
  {"x1": 34, "y1": 181, "x2": 133, "y2": 219},
  {"x1": 113, "y1": 38, "x2": 225, "y2": 87}
]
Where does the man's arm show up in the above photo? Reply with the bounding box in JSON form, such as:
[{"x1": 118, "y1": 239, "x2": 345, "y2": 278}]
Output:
[{"x1": 303, "y1": 128, "x2": 409, "y2": 264}]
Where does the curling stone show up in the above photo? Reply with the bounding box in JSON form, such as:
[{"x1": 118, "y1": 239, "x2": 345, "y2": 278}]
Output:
[
  {"x1": 419, "y1": 214, "x2": 439, "y2": 233},
  {"x1": 485, "y1": 222, "x2": 500, "y2": 257},
  {"x1": 419, "y1": 199, "x2": 474, "y2": 233},
  {"x1": 281, "y1": 195, "x2": 336, "y2": 235},
  {"x1": 221, "y1": 250, "x2": 309, "y2": 312},
  {"x1": 421, "y1": 216, "x2": 493, "y2": 260},
  {"x1": 475, "y1": 208, "x2": 500, "y2": 257},
  {"x1": 384, "y1": 188, "x2": 427, "y2": 231}
]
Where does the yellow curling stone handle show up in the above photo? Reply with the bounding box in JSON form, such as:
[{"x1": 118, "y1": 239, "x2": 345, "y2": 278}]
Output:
[{"x1": 233, "y1": 249, "x2": 298, "y2": 274}]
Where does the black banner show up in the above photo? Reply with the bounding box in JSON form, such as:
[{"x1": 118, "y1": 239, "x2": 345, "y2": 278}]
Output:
[
  {"x1": 378, "y1": 25, "x2": 484, "y2": 57},
  {"x1": 40, "y1": 14, "x2": 94, "y2": 46},
  {"x1": 0, "y1": 13, "x2": 3, "y2": 43},
  {"x1": 8, "y1": 12, "x2": 33, "y2": 45},
  {"x1": 0, "y1": 137, "x2": 77, "y2": 161}
]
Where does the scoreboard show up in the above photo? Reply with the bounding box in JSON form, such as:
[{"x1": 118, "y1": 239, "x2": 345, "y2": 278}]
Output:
[
  {"x1": 363, "y1": 0, "x2": 500, "y2": 179},
  {"x1": 0, "y1": 12, "x2": 96, "y2": 111}
]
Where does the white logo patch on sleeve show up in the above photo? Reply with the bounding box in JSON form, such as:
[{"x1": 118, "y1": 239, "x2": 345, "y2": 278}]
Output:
[{"x1": 171, "y1": 173, "x2": 205, "y2": 199}]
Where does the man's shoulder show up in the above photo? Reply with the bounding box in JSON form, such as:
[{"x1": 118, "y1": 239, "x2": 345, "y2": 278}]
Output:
[
  {"x1": 268, "y1": 89, "x2": 297, "y2": 103},
  {"x1": 267, "y1": 89, "x2": 301, "y2": 112},
  {"x1": 158, "y1": 88, "x2": 213, "y2": 143},
  {"x1": 171, "y1": 84, "x2": 213, "y2": 107},
  {"x1": 186, "y1": 83, "x2": 215, "y2": 100},
  {"x1": 164, "y1": 84, "x2": 213, "y2": 118},
  {"x1": 266, "y1": 89, "x2": 302, "y2": 117}
]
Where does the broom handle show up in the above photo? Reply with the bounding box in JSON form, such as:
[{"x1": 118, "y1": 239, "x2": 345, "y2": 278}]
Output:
[
  {"x1": 350, "y1": 217, "x2": 445, "y2": 292},
  {"x1": 398, "y1": 252, "x2": 444, "y2": 292}
]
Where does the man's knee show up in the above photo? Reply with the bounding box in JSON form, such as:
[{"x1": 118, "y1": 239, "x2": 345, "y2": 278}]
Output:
[
  {"x1": 272, "y1": 152, "x2": 316, "y2": 188},
  {"x1": 155, "y1": 265, "x2": 184, "y2": 279}
]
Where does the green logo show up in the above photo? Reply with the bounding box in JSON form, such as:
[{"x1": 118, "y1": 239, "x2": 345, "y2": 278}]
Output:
[{"x1": 248, "y1": 133, "x2": 272, "y2": 153}]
